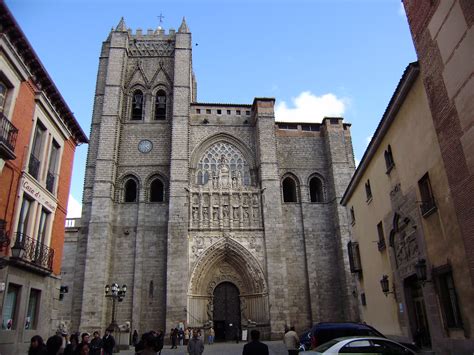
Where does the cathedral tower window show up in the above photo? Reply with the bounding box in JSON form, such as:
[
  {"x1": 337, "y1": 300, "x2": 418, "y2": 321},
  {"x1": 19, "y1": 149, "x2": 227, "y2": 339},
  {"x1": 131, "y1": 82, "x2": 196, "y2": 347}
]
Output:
[
  {"x1": 155, "y1": 90, "x2": 166, "y2": 120},
  {"x1": 196, "y1": 142, "x2": 251, "y2": 186},
  {"x1": 309, "y1": 175, "x2": 324, "y2": 202},
  {"x1": 131, "y1": 90, "x2": 144, "y2": 120},
  {"x1": 282, "y1": 176, "x2": 298, "y2": 203},
  {"x1": 124, "y1": 178, "x2": 138, "y2": 202},
  {"x1": 149, "y1": 178, "x2": 165, "y2": 202}
]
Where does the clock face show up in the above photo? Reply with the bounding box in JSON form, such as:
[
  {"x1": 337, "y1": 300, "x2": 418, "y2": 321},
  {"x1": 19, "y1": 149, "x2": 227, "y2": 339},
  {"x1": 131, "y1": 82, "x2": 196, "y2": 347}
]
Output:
[{"x1": 138, "y1": 139, "x2": 153, "y2": 153}]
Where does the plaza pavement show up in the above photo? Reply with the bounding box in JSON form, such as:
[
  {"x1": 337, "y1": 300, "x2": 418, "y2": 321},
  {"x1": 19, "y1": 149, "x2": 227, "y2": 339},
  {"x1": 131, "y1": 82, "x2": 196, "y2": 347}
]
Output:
[{"x1": 119, "y1": 341, "x2": 289, "y2": 355}]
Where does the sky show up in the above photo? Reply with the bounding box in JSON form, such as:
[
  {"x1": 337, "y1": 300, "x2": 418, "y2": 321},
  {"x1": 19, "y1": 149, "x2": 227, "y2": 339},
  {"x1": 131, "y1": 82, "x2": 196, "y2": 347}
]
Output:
[{"x1": 6, "y1": 0, "x2": 417, "y2": 217}]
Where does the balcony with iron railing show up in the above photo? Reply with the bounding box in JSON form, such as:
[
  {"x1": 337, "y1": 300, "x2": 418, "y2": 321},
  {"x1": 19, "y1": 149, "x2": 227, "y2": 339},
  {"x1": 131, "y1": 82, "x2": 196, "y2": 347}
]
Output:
[
  {"x1": 0, "y1": 113, "x2": 18, "y2": 161},
  {"x1": 0, "y1": 219, "x2": 9, "y2": 252},
  {"x1": 10, "y1": 232, "x2": 54, "y2": 274}
]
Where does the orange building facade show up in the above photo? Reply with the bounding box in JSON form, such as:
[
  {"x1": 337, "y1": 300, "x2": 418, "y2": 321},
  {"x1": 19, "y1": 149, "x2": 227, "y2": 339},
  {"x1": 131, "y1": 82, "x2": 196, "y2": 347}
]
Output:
[{"x1": 0, "y1": 3, "x2": 87, "y2": 354}]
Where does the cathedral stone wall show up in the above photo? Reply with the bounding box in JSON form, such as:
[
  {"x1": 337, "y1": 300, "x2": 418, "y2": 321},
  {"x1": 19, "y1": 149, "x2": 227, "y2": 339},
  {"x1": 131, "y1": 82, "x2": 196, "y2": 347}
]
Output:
[{"x1": 60, "y1": 20, "x2": 358, "y2": 339}]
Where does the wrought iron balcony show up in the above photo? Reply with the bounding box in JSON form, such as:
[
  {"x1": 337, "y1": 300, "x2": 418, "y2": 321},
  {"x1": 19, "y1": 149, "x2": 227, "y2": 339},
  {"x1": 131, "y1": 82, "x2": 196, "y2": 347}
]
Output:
[
  {"x1": 46, "y1": 171, "x2": 55, "y2": 193},
  {"x1": 0, "y1": 219, "x2": 9, "y2": 252},
  {"x1": 0, "y1": 113, "x2": 18, "y2": 161},
  {"x1": 28, "y1": 154, "x2": 40, "y2": 179},
  {"x1": 10, "y1": 232, "x2": 54, "y2": 273}
]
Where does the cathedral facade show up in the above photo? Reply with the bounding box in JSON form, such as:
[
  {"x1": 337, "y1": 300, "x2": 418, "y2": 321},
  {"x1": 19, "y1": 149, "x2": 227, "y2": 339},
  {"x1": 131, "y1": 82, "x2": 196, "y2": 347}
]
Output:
[{"x1": 60, "y1": 18, "x2": 358, "y2": 339}]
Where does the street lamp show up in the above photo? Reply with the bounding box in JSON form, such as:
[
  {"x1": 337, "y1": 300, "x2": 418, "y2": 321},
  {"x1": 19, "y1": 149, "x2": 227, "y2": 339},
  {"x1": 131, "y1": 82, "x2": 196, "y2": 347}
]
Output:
[
  {"x1": 380, "y1": 275, "x2": 394, "y2": 297},
  {"x1": 105, "y1": 283, "x2": 127, "y2": 331},
  {"x1": 415, "y1": 258, "x2": 428, "y2": 284}
]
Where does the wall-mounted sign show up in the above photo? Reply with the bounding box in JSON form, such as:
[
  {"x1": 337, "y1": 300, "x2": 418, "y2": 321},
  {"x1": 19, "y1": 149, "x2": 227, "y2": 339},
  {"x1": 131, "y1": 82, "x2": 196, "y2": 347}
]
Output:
[{"x1": 20, "y1": 175, "x2": 57, "y2": 212}]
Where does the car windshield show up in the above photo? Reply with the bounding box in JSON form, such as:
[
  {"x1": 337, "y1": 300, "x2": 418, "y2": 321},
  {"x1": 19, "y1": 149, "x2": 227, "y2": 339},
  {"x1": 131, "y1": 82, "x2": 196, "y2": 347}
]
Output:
[{"x1": 314, "y1": 339, "x2": 340, "y2": 352}]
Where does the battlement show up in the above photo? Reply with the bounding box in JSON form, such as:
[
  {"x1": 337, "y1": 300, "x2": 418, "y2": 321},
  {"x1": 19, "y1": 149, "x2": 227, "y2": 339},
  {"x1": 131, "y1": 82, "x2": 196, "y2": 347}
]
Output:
[
  {"x1": 127, "y1": 27, "x2": 176, "y2": 40},
  {"x1": 190, "y1": 103, "x2": 252, "y2": 125}
]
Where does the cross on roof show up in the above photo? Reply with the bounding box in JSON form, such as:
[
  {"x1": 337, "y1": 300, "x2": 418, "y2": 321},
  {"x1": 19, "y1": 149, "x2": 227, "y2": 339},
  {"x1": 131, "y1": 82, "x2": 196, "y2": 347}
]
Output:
[{"x1": 158, "y1": 13, "x2": 165, "y2": 25}]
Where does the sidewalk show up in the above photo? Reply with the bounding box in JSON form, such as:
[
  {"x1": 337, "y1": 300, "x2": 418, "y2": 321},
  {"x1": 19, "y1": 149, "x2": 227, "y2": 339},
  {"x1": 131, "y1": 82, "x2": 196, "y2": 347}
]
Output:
[{"x1": 119, "y1": 341, "x2": 288, "y2": 355}]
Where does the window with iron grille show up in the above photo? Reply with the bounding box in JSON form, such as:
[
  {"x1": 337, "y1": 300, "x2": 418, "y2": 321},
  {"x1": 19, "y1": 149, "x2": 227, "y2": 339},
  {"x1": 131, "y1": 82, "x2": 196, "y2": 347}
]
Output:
[
  {"x1": 46, "y1": 140, "x2": 60, "y2": 193},
  {"x1": 350, "y1": 207, "x2": 356, "y2": 225},
  {"x1": 2, "y1": 284, "x2": 21, "y2": 330},
  {"x1": 418, "y1": 173, "x2": 437, "y2": 217},
  {"x1": 348, "y1": 241, "x2": 362, "y2": 274},
  {"x1": 25, "y1": 289, "x2": 41, "y2": 330},
  {"x1": 0, "y1": 80, "x2": 7, "y2": 113},
  {"x1": 435, "y1": 266, "x2": 462, "y2": 329},
  {"x1": 377, "y1": 221, "x2": 386, "y2": 251},
  {"x1": 29, "y1": 121, "x2": 46, "y2": 180},
  {"x1": 384, "y1": 145, "x2": 395, "y2": 173},
  {"x1": 365, "y1": 179, "x2": 372, "y2": 201}
]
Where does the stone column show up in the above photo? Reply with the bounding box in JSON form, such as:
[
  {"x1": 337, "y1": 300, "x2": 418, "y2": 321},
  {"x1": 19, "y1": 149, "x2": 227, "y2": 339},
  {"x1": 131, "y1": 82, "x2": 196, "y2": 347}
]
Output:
[
  {"x1": 252, "y1": 98, "x2": 289, "y2": 339},
  {"x1": 165, "y1": 19, "x2": 192, "y2": 332},
  {"x1": 79, "y1": 27, "x2": 129, "y2": 331}
]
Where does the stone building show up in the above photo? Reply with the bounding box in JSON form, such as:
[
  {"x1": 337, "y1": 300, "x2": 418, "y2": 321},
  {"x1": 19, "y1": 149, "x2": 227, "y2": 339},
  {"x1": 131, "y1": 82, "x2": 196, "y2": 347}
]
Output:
[
  {"x1": 341, "y1": 61, "x2": 474, "y2": 354},
  {"x1": 60, "y1": 18, "x2": 357, "y2": 340},
  {"x1": 0, "y1": 3, "x2": 88, "y2": 354}
]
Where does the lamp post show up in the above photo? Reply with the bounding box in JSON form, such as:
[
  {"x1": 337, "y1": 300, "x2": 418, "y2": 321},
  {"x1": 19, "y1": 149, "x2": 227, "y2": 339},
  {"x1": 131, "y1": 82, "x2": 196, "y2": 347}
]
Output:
[
  {"x1": 105, "y1": 283, "x2": 127, "y2": 331},
  {"x1": 380, "y1": 275, "x2": 394, "y2": 297},
  {"x1": 415, "y1": 258, "x2": 428, "y2": 284}
]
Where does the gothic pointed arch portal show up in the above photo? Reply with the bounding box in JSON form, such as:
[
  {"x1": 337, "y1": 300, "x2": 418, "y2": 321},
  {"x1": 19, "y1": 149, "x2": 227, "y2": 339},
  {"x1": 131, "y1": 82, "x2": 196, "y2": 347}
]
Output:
[{"x1": 187, "y1": 236, "x2": 269, "y2": 328}]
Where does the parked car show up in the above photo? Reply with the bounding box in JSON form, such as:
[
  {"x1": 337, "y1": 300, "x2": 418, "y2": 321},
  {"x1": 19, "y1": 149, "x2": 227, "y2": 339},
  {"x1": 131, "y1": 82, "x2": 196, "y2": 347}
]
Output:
[
  {"x1": 303, "y1": 322, "x2": 385, "y2": 349},
  {"x1": 300, "y1": 336, "x2": 417, "y2": 354},
  {"x1": 299, "y1": 329, "x2": 312, "y2": 351}
]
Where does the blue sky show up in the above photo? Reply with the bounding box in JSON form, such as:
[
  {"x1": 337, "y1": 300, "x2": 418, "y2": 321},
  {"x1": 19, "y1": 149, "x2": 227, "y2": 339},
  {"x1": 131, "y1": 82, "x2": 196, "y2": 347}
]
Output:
[{"x1": 6, "y1": 0, "x2": 417, "y2": 217}]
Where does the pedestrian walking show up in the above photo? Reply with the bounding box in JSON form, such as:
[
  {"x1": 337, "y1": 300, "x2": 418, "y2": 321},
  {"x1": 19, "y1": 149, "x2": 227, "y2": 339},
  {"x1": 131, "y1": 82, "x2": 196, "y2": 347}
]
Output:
[
  {"x1": 242, "y1": 329, "x2": 269, "y2": 355},
  {"x1": 178, "y1": 327, "x2": 184, "y2": 346},
  {"x1": 132, "y1": 330, "x2": 139, "y2": 347},
  {"x1": 63, "y1": 333, "x2": 79, "y2": 355},
  {"x1": 102, "y1": 328, "x2": 116, "y2": 355},
  {"x1": 208, "y1": 327, "x2": 215, "y2": 345},
  {"x1": 283, "y1": 326, "x2": 299, "y2": 355},
  {"x1": 184, "y1": 328, "x2": 190, "y2": 345},
  {"x1": 187, "y1": 329, "x2": 204, "y2": 355}
]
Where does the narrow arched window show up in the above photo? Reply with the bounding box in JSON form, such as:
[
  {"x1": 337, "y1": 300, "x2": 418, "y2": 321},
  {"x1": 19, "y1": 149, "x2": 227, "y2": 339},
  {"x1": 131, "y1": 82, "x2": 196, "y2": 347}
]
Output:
[
  {"x1": 124, "y1": 179, "x2": 138, "y2": 202},
  {"x1": 131, "y1": 90, "x2": 144, "y2": 120},
  {"x1": 309, "y1": 176, "x2": 324, "y2": 202},
  {"x1": 155, "y1": 90, "x2": 166, "y2": 120},
  {"x1": 282, "y1": 177, "x2": 298, "y2": 202},
  {"x1": 150, "y1": 178, "x2": 164, "y2": 202}
]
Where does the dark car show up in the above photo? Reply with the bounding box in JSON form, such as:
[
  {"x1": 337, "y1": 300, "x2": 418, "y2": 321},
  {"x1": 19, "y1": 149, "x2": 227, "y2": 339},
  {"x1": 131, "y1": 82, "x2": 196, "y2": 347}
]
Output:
[
  {"x1": 299, "y1": 329, "x2": 312, "y2": 351},
  {"x1": 307, "y1": 322, "x2": 384, "y2": 349},
  {"x1": 301, "y1": 322, "x2": 419, "y2": 352}
]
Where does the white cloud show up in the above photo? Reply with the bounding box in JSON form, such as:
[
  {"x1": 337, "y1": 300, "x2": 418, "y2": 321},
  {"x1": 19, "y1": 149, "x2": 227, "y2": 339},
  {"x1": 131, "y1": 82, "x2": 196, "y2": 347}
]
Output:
[
  {"x1": 275, "y1": 91, "x2": 346, "y2": 123},
  {"x1": 67, "y1": 194, "x2": 82, "y2": 218}
]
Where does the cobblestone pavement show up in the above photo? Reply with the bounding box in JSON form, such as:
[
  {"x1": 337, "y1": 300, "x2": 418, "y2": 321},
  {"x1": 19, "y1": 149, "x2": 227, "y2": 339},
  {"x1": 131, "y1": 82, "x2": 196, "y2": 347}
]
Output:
[{"x1": 119, "y1": 341, "x2": 288, "y2": 355}]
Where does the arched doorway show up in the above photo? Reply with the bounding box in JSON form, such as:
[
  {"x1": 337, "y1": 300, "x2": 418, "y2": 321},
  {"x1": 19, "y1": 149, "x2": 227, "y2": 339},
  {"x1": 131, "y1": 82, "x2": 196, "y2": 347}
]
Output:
[{"x1": 213, "y1": 282, "x2": 240, "y2": 341}]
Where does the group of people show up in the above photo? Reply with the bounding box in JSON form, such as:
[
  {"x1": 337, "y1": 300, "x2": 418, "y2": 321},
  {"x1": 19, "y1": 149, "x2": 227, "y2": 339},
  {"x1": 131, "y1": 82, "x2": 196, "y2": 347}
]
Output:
[
  {"x1": 132, "y1": 328, "x2": 204, "y2": 355},
  {"x1": 28, "y1": 329, "x2": 115, "y2": 355},
  {"x1": 167, "y1": 326, "x2": 215, "y2": 349}
]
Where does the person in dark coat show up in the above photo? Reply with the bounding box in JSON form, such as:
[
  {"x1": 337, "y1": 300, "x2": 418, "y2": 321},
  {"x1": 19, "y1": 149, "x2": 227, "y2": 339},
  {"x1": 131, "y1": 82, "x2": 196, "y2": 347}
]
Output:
[
  {"x1": 63, "y1": 333, "x2": 79, "y2": 355},
  {"x1": 46, "y1": 335, "x2": 63, "y2": 355},
  {"x1": 89, "y1": 331, "x2": 103, "y2": 355},
  {"x1": 170, "y1": 328, "x2": 178, "y2": 349},
  {"x1": 187, "y1": 330, "x2": 204, "y2": 355},
  {"x1": 102, "y1": 328, "x2": 116, "y2": 355},
  {"x1": 242, "y1": 330, "x2": 269, "y2": 355},
  {"x1": 28, "y1": 335, "x2": 47, "y2": 355}
]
